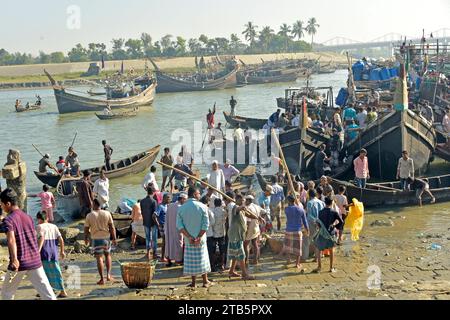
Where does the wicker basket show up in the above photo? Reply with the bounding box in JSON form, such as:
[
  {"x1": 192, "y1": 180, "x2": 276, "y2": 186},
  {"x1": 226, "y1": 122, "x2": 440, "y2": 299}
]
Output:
[{"x1": 120, "y1": 262, "x2": 155, "y2": 289}]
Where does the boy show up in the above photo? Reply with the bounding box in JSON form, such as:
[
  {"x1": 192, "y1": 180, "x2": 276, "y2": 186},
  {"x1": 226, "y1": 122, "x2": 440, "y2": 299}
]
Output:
[
  {"x1": 36, "y1": 211, "x2": 67, "y2": 298},
  {"x1": 211, "y1": 198, "x2": 227, "y2": 271},
  {"x1": 334, "y1": 186, "x2": 349, "y2": 245},
  {"x1": 30, "y1": 185, "x2": 56, "y2": 223},
  {"x1": 155, "y1": 193, "x2": 171, "y2": 262}
]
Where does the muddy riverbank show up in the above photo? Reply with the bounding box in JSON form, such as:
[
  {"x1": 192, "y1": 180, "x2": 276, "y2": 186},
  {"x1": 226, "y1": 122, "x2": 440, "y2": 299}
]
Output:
[{"x1": 1, "y1": 203, "x2": 449, "y2": 300}]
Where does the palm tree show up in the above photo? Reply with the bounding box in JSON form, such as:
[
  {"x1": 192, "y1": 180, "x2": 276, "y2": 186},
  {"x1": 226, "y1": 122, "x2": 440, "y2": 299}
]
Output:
[
  {"x1": 291, "y1": 20, "x2": 305, "y2": 40},
  {"x1": 305, "y1": 18, "x2": 320, "y2": 49},
  {"x1": 259, "y1": 26, "x2": 274, "y2": 53},
  {"x1": 230, "y1": 33, "x2": 242, "y2": 52},
  {"x1": 242, "y1": 22, "x2": 258, "y2": 49},
  {"x1": 278, "y1": 23, "x2": 292, "y2": 52}
]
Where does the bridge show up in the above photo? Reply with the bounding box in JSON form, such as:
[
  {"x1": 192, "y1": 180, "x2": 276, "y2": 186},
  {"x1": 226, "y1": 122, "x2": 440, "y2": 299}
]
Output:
[{"x1": 316, "y1": 28, "x2": 450, "y2": 54}]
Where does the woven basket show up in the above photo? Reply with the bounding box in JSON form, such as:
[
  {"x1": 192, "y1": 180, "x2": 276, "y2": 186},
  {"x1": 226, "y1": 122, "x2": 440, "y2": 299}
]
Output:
[
  {"x1": 266, "y1": 237, "x2": 284, "y2": 254},
  {"x1": 120, "y1": 262, "x2": 155, "y2": 289}
]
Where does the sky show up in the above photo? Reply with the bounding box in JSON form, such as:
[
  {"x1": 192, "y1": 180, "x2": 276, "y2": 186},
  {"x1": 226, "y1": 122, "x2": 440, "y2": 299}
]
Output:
[{"x1": 0, "y1": 0, "x2": 449, "y2": 55}]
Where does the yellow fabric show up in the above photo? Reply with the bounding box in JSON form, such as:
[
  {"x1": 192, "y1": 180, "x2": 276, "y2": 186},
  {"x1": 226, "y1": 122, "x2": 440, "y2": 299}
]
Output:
[{"x1": 345, "y1": 198, "x2": 364, "y2": 241}]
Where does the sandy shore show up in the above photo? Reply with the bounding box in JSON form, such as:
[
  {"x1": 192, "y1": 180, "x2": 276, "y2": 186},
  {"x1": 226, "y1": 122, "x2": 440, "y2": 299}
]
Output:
[
  {"x1": 1, "y1": 203, "x2": 449, "y2": 300},
  {"x1": 0, "y1": 52, "x2": 346, "y2": 79}
]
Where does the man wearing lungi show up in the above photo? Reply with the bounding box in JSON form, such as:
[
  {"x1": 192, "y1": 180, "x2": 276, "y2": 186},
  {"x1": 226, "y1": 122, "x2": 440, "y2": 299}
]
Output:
[
  {"x1": 176, "y1": 187, "x2": 214, "y2": 288},
  {"x1": 280, "y1": 195, "x2": 309, "y2": 270}
]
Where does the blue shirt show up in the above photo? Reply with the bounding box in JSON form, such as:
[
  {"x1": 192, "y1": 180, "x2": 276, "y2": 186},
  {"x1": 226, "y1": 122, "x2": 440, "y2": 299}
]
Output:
[
  {"x1": 176, "y1": 198, "x2": 209, "y2": 238},
  {"x1": 171, "y1": 164, "x2": 193, "y2": 181},
  {"x1": 343, "y1": 107, "x2": 357, "y2": 120},
  {"x1": 346, "y1": 124, "x2": 360, "y2": 140},
  {"x1": 270, "y1": 183, "x2": 285, "y2": 205},
  {"x1": 285, "y1": 206, "x2": 309, "y2": 232},
  {"x1": 306, "y1": 198, "x2": 325, "y2": 220},
  {"x1": 258, "y1": 194, "x2": 271, "y2": 214},
  {"x1": 156, "y1": 204, "x2": 167, "y2": 225}
]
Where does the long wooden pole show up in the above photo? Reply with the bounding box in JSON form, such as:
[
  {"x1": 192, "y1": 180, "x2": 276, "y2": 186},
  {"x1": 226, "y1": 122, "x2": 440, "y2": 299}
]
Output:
[
  {"x1": 270, "y1": 129, "x2": 295, "y2": 196},
  {"x1": 157, "y1": 161, "x2": 259, "y2": 218},
  {"x1": 32, "y1": 144, "x2": 45, "y2": 158},
  {"x1": 70, "y1": 132, "x2": 78, "y2": 149}
]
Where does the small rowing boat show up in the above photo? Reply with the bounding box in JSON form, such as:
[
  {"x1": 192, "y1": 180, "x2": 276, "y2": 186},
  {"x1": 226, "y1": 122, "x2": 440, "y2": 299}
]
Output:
[
  {"x1": 95, "y1": 108, "x2": 139, "y2": 120},
  {"x1": 35, "y1": 145, "x2": 160, "y2": 188},
  {"x1": 15, "y1": 104, "x2": 42, "y2": 113}
]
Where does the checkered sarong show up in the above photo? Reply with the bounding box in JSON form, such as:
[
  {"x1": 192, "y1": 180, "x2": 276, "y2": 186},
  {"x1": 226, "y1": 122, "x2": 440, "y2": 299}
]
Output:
[
  {"x1": 183, "y1": 239, "x2": 211, "y2": 276},
  {"x1": 227, "y1": 241, "x2": 245, "y2": 261},
  {"x1": 283, "y1": 231, "x2": 303, "y2": 257}
]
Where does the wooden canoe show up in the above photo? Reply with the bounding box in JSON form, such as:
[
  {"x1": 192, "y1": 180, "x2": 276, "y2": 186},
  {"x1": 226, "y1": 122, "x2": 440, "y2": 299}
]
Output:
[
  {"x1": 95, "y1": 108, "x2": 138, "y2": 120},
  {"x1": 344, "y1": 109, "x2": 436, "y2": 180},
  {"x1": 237, "y1": 68, "x2": 303, "y2": 85},
  {"x1": 45, "y1": 70, "x2": 156, "y2": 114},
  {"x1": 329, "y1": 174, "x2": 450, "y2": 207},
  {"x1": 15, "y1": 104, "x2": 42, "y2": 112},
  {"x1": 223, "y1": 112, "x2": 267, "y2": 130},
  {"x1": 35, "y1": 145, "x2": 161, "y2": 188},
  {"x1": 150, "y1": 59, "x2": 238, "y2": 93}
]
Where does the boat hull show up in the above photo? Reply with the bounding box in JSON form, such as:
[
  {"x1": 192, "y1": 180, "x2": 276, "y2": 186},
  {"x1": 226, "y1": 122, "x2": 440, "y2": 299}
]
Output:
[
  {"x1": 237, "y1": 69, "x2": 300, "y2": 85},
  {"x1": 35, "y1": 145, "x2": 161, "y2": 188},
  {"x1": 330, "y1": 175, "x2": 450, "y2": 207},
  {"x1": 54, "y1": 83, "x2": 155, "y2": 114},
  {"x1": 345, "y1": 110, "x2": 436, "y2": 180},
  {"x1": 155, "y1": 68, "x2": 237, "y2": 93}
]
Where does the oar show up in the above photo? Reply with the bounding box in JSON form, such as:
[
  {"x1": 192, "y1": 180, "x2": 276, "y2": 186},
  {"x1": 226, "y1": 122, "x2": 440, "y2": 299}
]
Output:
[
  {"x1": 32, "y1": 144, "x2": 45, "y2": 158},
  {"x1": 270, "y1": 129, "x2": 295, "y2": 196},
  {"x1": 156, "y1": 161, "x2": 259, "y2": 219},
  {"x1": 70, "y1": 131, "x2": 78, "y2": 149}
]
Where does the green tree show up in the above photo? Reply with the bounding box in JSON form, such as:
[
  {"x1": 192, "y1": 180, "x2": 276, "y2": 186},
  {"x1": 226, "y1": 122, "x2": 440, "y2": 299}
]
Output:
[
  {"x1": 278, "y1": 23, "x2": 292, "y2": 52},
  {"x1": 305, "y1": 17, "x2": 320, "y2": 49},
  {"x1": 242, "y1": 22, "x2": 258, "y2": 50},
  {"x1": 125, "y1": 39, "x2": 143, "y2": 59},
  {"x1": 38, "y1": 51, "x2": 51, "y2": 64},
  {"x1": 258, "y1": 26, "x2": 274, "y2": 53},
  {"x1": 230, "y1": 33, "x2": 243, "y2": 53},
  {"x1": 50, "y1": 52, "x2": 66, "y2": 63},
  {"x1": 111, "y1": 38, "x2": 127, "y2": 60},
  {"x1": 215, "y1": 37, "x2": 229, "y2": 54},
  {"x1": 198, "y1": 34, "x2": 209, "y2": 55},
  {"x1": 175, "y1": 36, "x2": 187, "y2": 56},
  {"x1": 68, "y1": 44, "x2": 89, "y2": 62},
  {"x1": 87, "y1": 43, "x2": 107, "y2": 61},
  {"x1": 160, "y1": 34, "x2": 174, "y2": 56},
  {"x1": 188, "y1": 38, "x2": 202, "y2": 56},
  {"x1": 141, "y1": 33, "x2": 158, "y2": 57},
  {"x1": 291, "y1": 20, "x2": 305, "y2": 40}
]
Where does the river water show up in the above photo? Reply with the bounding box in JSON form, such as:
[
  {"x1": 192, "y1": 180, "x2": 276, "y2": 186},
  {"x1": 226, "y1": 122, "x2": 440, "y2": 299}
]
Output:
[{"x1": 0, "y1": 69, "x2": 448, "y2": 221}]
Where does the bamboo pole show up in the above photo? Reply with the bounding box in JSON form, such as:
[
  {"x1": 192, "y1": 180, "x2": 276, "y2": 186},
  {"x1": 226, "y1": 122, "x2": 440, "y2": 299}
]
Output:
[
  {"x1": 270, "y1": 129, "x2": 295, "y2": 196},
  {"x1": 157, "y1": 161, "x2": 259, "y2": 219}
]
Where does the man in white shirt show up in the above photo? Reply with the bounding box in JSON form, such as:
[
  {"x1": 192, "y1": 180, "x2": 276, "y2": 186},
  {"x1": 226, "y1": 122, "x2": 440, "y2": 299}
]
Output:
[
  {"x1": 142, "y1": 166, "x2": 159, "y2": 191},
  {"x1": 396, "y1": 150, "x2": 414, "y2": 190},
  {"x1": 233, "y1": 124, "x2": 245, "y2": 142},
  {"x1": 93, "y1": 170, "x2": 110, "y2": 209},
  {"x1": 243, "y1": 195, "x2": 263, "y2": 266},
  {"x1": 207, "y1": 160, "x2": 226, "y2": 197},
  {"x1": 442, "y1": 108, "x2": 450, "y2": 135},
  {"x1": 356, "y1": 106, "x2": 368, "y2": 129},
  {"x1": 220, "y1": 159, "x2": 240, "y2": 183}
]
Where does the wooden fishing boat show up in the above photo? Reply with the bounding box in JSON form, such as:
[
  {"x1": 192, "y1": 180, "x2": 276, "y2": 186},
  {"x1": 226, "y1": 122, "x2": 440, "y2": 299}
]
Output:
[
  {"x1": 15, "y1": 104, "x2": 42, "y2": 113},
  {"x1": 95, "y1": 108, "x2": 139, "y2": 120},
  {"x1": 329, "y1": 175, "x2": 450, "y2": 207},
  {"x1": 223, "y1": 112, "x2": 267, "y2": 130},
  {"x1": 35, "y1": 145, "x2": 161, "y2": 188},
  {"x1": 44, "y1": 70, "x2": 156, "y2": 114},
  {"x1": 344, "y1": 109, "x2": 436, "y2": 180},
  {"x1": 435, "y1": 144, "x2": 450, "y2": 162},
  {"x1": 150, "y1": 59, "x2": 238, "y2": 93},
  {"x1": 237, "y1": 68, "x2": 304, "y2": 85}
]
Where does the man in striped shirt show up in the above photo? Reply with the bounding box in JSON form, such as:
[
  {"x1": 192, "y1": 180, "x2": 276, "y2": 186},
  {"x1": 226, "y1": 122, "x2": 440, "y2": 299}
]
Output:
[{"x1": 0, "y1": 188, "x2": 56, "y2": 300}]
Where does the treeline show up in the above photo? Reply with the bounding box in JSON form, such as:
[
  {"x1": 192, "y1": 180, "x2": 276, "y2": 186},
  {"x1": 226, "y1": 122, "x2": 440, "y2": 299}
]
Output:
[{"x1": 0, "y1": 19, "x2": 320, "y2": 66}]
